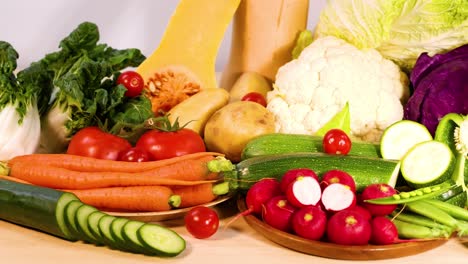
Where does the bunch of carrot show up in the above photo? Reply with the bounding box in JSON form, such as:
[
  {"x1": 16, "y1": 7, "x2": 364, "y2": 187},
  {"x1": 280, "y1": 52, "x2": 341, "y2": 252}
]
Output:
[{"x1": 4, "y1": 152, "x2": 232, "y2": 212}]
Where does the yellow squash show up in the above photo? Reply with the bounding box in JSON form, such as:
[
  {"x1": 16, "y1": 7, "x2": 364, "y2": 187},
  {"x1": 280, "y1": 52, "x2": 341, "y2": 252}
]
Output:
[{"x1": 137, "y1": 0, "x2": 241, "y2": 115}]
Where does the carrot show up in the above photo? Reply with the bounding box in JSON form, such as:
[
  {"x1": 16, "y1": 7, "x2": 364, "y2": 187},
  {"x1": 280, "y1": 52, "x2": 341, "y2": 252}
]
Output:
[
  {"x1": 9, "y1": 158, "x2": 221, "y2": 190},
  {"x1": 63, "y1": 186, "x2": 180, "y2": 212},
  {"x1": 8, "y1": 152, "x2": 224, "y2": 173},
  {"x1": 172, "y1": 183, "x2": 218, "y2": 208}
]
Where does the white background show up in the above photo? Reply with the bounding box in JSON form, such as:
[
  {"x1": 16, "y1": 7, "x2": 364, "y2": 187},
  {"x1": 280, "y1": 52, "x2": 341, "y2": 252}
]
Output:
[{"x1": 0, "y1": 0, "x2": 327, "y2": 71}]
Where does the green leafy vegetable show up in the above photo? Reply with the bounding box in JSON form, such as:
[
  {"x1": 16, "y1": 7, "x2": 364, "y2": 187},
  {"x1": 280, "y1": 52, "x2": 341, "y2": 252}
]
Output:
[
  {"x1": 313, "y1": 0, "x2": 468, "y2": 72},
  {"x1": 291, "y1": 30, "x2": 313, "y2": 60},
  {"x1": 315, "y1": 102, "x2": 351, "y2": 137}
]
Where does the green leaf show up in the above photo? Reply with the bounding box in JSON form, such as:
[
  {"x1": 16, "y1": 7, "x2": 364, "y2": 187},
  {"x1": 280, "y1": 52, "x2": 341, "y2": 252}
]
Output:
[
  {"x1": 315, "y1": 102, "x2": 351, "y2": 136},
  {"x1": 291, "y1": 30, "x2": 313, "y2": 60}
]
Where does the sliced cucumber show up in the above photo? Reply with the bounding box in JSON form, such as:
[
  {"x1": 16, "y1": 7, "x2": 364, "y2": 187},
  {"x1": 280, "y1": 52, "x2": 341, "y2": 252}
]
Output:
[
  {"x1": 380, "y1": 120, "x2": 433, "y2": 160},
  {"x1": 401, "y1": 140, "x2": 455, "y2": 188},
  {"x1": 97, "y1": 214, "x2": 119, "y2": 248},
  {"x1": 64, "y1": 200, "x2": 85, "y2": 239},
  {"x1": 121, "y1": 220, "x2": 150, "y2": 254},
  {"x1": 110, "y1": 217, "x2": 131, "y2": 250},
  {"x1": 137, "y1": 223, "x2": 186, "y2": 257},
  {"x1": 87, "y1": 211, "x2": 107, "y2": 243},
  {"x1": 75, "y1": 204, "x2": 102, "y2": 244}
]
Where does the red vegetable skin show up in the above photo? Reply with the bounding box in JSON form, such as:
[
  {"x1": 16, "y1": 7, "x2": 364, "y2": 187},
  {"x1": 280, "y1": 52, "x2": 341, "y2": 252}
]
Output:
[
  {"x1": 117, "y1": 71, "x2": 145, "y2": 97},
  {"x1": 185, "y1": 206, "x2": 219, "y2": 239},
  {"x1": 320, "y1": 169, "x2": 356, "y2": 193},
  {"x1": 327, "y1": 209, "x2": 371, "y2": 245},
  {"x1": 262, "y1": 195, "x2": 297, "y2": 232},
  {"x1": 280, "y1": 168, "x2": 318, "y2": 193},
  {"x1": 245, "y1": 178, "x2": 282, "y2": 216},
  {"x1": 348, "y1": 205, "x2": 372, "y2": 222},
  {"x1": 136, "y1": 128, "x2": 206, "y2": 160},
  {"x1": 361, "y1": 183, "x2": 398, "y2": 216},
  {"x1": 322, "y1": 129, "x2": 352, "y2": 155},
  {"x1": 67, "y1": 126, "x2": 132, "y2": 161},
  {"x1": 321, "y1": 183, "x2": 356, "y2": 212},
  {"x1": 118, "y1": 147, "x2": 152, "y2": 162},
  {"x1": 286, "y1": 176, "x2": 321, "y2": 208},
  {"x1": 291, "y1": 205, "x2": 327, "y2": 240},
  {"x1": 241, "y1": 92, "x2": 267, "y2": 107}
]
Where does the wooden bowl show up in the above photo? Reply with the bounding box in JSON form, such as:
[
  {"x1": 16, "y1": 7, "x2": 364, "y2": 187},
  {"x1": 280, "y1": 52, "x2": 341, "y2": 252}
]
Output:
[{"x1": 237, "y1": 196, "x2": 448, "y2": 260}]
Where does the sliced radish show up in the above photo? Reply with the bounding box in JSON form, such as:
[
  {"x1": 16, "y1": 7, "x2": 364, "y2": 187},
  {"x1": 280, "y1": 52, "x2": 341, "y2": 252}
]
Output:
[
  {"x1": 280, "y1": 168, "x2": 318, "y2": 193},
  {"x1": 321, "y1": 183, "x2": 356, "y2": 212},
  {"x1": 285, "y1": 176, "x2": 321, "y2": 208},
  {"x1": 320, "y1": 169, "x2": 356, "y2": 192}
]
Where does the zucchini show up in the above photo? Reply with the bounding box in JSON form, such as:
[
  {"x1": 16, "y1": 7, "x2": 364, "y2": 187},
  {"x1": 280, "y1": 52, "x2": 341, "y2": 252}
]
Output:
[
  {"x1": 401, "y1": 140, "x2": 455, "y2": 188},
  {"x1": 241, "y1": 133, "x2": 381, "y2": 160},
  {"x1": 380, "y1": 120, "x2": 433, "y2": 160},
  {"x1": 0, "y1": 179, "x2": 79, "y2": 241},
  {"x1": 227, "y1": 153, "x2": 400, "y2": 192}
]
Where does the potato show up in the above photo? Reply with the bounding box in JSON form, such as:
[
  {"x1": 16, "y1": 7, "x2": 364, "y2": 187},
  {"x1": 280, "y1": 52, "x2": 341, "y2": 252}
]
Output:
[{"x1": 204, "y1": 101, "x2": 276, "y2": 162}]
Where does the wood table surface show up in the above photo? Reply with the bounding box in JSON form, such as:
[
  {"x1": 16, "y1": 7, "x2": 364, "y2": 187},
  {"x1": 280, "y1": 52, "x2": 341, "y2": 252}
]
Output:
[{"x1": 1, "y1": 199, "x2": 467, "y2": 264}]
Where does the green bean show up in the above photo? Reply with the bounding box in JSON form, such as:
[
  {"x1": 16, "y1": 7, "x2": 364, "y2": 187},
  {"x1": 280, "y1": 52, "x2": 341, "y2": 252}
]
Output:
[
  {"x1": 406, "y1": 200, "x2": 459, "y2": 228},
  {"x1": 393, "y1": 219, "x2": 452, "y2": 239},
  {"x1": 424, "y1": 199, "x2": 468, "y2": 221}
]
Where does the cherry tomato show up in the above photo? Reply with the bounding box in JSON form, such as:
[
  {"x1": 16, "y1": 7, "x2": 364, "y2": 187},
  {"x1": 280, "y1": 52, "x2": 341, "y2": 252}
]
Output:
[
  {"x1": 67, "y1": 127, "x2": 132, "y2": 160},
  {"x1": 322, "y1": 129, "x2": 352, "y2": 155},
  {"x1": 117, "y1": 71, "x2": 144, "y2": 97},
  {"x1": 136, "y1": 128, "x2": 206, "y2": 160},
  {"x1": 185, "y1": 206, "x2": 219, "y2": 239},
  {"x1": 118, "y1": 147, "x2": 152, "y2": 162},
  {"x1": 241, "y1": 92, "x2": 267, "y2": 107}
]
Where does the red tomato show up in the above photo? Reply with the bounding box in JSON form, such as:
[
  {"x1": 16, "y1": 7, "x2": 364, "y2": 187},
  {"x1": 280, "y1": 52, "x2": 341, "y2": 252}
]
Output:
[
  {"x1": 185, "y1": 206, "x2": 219, "y2": 239},
  {"x1": 136, "y1": 128, "x2": 206, "y2": 160},
  {"x1": 117, "y1": 71, "x2": 144, "y2": 97},
  {"x1": 67, "y1": 127, "x2": 132, "y2": 160},
  {"x1": 241, "y1": 92, "x2": 267, "y2": 107},
  {"x1": 118, "y1": 147, "x2": 152, "y2": 162},
  {"x1": 322, "y1": 129, "x2": 352, "y2": 155}
]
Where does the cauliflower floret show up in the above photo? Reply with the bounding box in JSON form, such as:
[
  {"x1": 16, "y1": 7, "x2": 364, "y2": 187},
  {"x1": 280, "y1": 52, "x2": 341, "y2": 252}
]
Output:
[{"x1": 267, "y1": 36, "x2": 409, "y2": 142}]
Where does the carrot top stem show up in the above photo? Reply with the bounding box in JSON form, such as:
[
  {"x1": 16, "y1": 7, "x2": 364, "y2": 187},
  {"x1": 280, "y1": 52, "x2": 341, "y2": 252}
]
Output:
[
  {"x1": 169, "y1": 195, "x2": 182, "y2": 208},
  {"x1": 0, "y1": 162, "x2": 9, "y2": 176},
  {"x1": 212, "y1": 182, "x2": 230, "y2": 196},
  {"x1": 207, "y1": 157, "x2": 235, "y2": 173}
]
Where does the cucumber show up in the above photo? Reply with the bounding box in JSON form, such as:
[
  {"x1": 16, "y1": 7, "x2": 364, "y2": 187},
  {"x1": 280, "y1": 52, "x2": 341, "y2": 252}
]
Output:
[
  {"x1": 121, "y1": 220, "x2": 150, "y2": 254},
  {"x1": 64, "y1": 200, "x2": 85, "y2": 239},
  {"x1": 0, "y1": 179, "x2": 79, "y2": 241},
  {"x1": 75, "y1": 204, "x2": 103, "y2": 245},
  {"x1": 241, "y1": 133, "x2": 381, "y2": 160},
  {"x1": 87, "y1": 211, "x2": 107, "y2": 243},
  {"x1": 97, "y1": 214, "x2": 120, "y2": 247},
  {"x1": 228, "y1": 153, "x2": 400, "y2": 192},
  {"x1": 380, "y1": 120, "x2": 433, "y2": 160},
  {"x1": 137, "y1": 223, "x2": 186, "y2": 257},
  {"x1": 401, "y1": 140, "x2": 455, "y2": 188},
  {"x1": 110, "y1": 217, "x2": 131, "y2": 250}
]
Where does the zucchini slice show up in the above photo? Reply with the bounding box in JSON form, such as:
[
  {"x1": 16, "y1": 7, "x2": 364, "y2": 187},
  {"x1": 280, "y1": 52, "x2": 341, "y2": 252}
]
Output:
[
  {"x1": 380, "y1": 120, "x2": 433, "y2": 160},
  {"x1": 0, "y1": 179, "x2": 79, "y2": 240},
  {"x1": 401, "y1": 140, "x2": 455, "y2": 188}
]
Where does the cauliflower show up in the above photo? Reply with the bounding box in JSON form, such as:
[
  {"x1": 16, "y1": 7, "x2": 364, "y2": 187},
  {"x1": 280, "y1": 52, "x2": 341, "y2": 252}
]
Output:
[{"x1": 267, "y1": 36, "x2": 410, "y2": 142}]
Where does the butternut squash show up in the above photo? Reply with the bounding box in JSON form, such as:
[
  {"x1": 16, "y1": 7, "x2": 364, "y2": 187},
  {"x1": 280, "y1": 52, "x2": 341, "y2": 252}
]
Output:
[
  {"x1": 137, "y1": 0, "x2": 241, "y2": 115},
  {"x1": 220, "y1": 0, "x2": 309, "y2": 90}
]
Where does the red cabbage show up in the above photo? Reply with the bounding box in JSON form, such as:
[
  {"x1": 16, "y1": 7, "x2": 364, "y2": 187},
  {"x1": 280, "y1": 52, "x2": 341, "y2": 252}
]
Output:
[{"x1": 404, "y1": 44, "x2": 468, "y2": 135}]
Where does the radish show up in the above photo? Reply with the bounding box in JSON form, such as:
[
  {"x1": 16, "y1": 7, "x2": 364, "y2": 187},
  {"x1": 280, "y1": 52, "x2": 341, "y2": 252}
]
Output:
[
  {"x1": 320, "y1": 169, "x2": 356, "y2": 192},
  {"x1": 370, "y1": 216, "x2": 400, "y2": 245},
  {"x1": 321, "y1": 183, "x2": 356, "y2": 212},
  {"x1": 285, "y1": 176, "x2": 321, "y2": 208},
  {"x1": 280, "y1": 168, "x2": 318, "y2": 193},
  {"x1": 291, "y1": 205, "x2": 327, "y2": 241},
  {"x1": 361, "y1": 183, "x2": 398, "y2": 216},
  {"x1": 262, "y1": 195, "x2": 296, "y2": 232},
  {"x1": 327, "y1": 209, "x2": 371, "y2": 245},
  {"x1": 348, "y1": 205, "x2": 372, "y2": 221}
]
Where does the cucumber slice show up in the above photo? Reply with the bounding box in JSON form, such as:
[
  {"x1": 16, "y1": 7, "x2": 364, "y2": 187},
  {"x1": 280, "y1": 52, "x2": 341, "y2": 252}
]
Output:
[
  {"x1": 137, "y1": 223, "x2": 186, "y2": 257},
  {"x1": 64, "y1": 200, "x2": 85, "y2": 239},
  {"x1": 121, "y1": 220, "x2": 150, "y2": 254},
  {"x1": 97, "y1": 215, "x2": 119, "y2": 247},
  {"x1": 110, "y1": 217, "x2": 131, "y2": 250},
  {"x1": 401, "y1": 140, "x2": 455, "y2": 188},
  {"x1": 75, "y1": 204, "x2": 102, "y2": 245},
  {"x1": 87, "y1": 211, "x2": 107, "y2": 243},
  {"x1": 380, "y1": 120, "x2": 433, "y2": 160}
]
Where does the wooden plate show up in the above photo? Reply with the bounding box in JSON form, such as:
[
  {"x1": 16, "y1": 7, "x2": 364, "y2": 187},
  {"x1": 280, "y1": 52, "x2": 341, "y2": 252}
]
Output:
[
  {"x1": 237, "y1": 196, "x2": 448, "y2": 260},
  {"x1": 104, "y1": 195, "x2": 232, "y2": 222}
]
